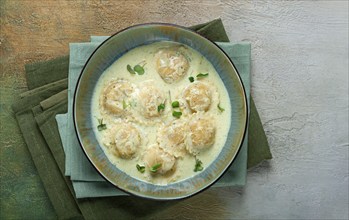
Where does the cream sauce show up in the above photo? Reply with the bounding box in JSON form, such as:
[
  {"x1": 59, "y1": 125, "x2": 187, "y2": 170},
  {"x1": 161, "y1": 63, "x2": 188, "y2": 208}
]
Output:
[{"x1": 91, "y1": 41, "x2": 231, "y2": 185}]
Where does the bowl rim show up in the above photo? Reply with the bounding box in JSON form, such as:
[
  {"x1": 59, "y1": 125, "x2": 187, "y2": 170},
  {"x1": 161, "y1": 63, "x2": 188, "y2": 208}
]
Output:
[{"x1": 73, "y1": 22, "x2": 248, "y2": 200}]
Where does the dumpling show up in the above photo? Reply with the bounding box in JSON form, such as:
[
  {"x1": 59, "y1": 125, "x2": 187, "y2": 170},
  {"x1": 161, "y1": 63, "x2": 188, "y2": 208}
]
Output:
[
  {"x1": 155, "y1": 47, "x2": 189, "y2": 84},
  {"x1": 137, "y1": 81, "x2": 165, "y2": 118},
  {"x1": 183, "y1": 82, "x2": 212, "y2": 112},
  {"x1": 100, "y1": 80, "x2": 135, "y2": 116},
  {"x1": 112, "y1": 123, "x2": 141, "y2": 159},
  {"x1": 157, "y1": 119, "x2": 188, "y2": 158},
  {"x1": 186, "y1": 113, "x2": 216, "y2": 155},
  {"x1": 143, "y1": 145, "x2": 176, "y2": 175}
]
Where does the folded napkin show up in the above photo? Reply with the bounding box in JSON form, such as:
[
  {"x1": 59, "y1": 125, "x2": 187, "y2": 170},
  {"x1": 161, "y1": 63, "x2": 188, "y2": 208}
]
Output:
[{"x1": 12, "y1": 19, "x2": 272, "y2": 219}]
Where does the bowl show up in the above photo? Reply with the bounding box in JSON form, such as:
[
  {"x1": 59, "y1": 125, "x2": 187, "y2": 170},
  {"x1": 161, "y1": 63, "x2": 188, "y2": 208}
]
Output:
[{"x1": 73, "y1": 23, "x2": 248, "y2": 200}]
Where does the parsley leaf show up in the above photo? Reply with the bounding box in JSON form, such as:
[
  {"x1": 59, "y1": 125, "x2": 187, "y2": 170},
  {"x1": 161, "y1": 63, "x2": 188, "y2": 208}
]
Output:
[
  {"x1": 217, "y1": 103, "x2": 225, "y2": 112},
  {"x1": 171, "y1": 101, "x2": 179, "y2": 108},
  {"x1": 172, "y1": 111, "x2": 182, "y2": 118},
  {"x1": 157, "y1": 103, "x2": 165, "y2": 112},
  {"x1": 150, "y1": 163, "x2": 162, "y2": 173},
  {"x1": 127, "y1": 64, "x2": 145, "y2": 75},
  {"x1": 136, "y1": 164, "x2": 145, "y2": 173},
  {"x1": 122, "y1": 100, "x2": 128, "y2": 109},
  {"x1": 134, "y1": 65, "x2": 145, "y2": 75},
  {"x1": 97, "y1": 118, "x2": 107, "y2": 131},
  {"x1": 194, "y1": 158, "x2": 203, "y2": 172},
  {"x1": 127, "y1": 64, "x2": 136, "y2": 74},
  {"x1": 196, "y1": 73, "x2": 209, "y2": 79}
]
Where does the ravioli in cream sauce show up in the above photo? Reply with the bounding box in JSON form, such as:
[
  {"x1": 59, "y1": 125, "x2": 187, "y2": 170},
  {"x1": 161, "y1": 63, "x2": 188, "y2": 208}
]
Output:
[{"x1": 91, "y1": 41, "x2": 231, "y2": 185}]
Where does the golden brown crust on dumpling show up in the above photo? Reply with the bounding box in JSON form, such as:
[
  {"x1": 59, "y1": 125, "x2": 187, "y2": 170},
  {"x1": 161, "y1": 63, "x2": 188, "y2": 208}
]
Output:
[
  {"x1": 143, "y1": 145, "x2": 176, "y2": 174},
  {"x1": 186, "y1": 113, "x2": 216, "y2": 155},
  {"x1": 183, "y1": 82, "x2": 212, "y2": 112},
  {"x1": 137, "y1": 82, "x2": 165, "y2": 119},
  {"x1": 155, "y1": 48, "x2": 189, "y2": 84},
  {"x1": 112, "y1": 123, "x2": 141, "y2": 159},
  {"x1": 100, "y1": 80, "x2": 135, "y2": 116},
  {"x1": 157, "y1": 119, "x2": 188, "y2": 158}
]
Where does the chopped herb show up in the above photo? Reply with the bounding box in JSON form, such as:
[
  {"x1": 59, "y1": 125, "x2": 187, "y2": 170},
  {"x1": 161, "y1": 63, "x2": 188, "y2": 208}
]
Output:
[
  {"x1": 157, "y1": 103, "x2": 165, "y2": 112},
  {"x1": 127, "y1": 64, "x2": 145, "y2": 75},
  {"x1": 97, "y1": 118, "x2": 107, "y2": 131},
  {"x1": 136, "y1": 164, "x2": 145, "y2": 173},
  {"x1": 194, "y1": 158, "x2": 204, "y2": 172},
  {"x1": 196, "y1": 73, "x2": 209, "y2": 79},
  {"x1": 172, "y1": 111, "x2": 182, "y2": 118},
  {"x1": 171, "y1": 101, "x2": 179, "y2": 108},
  {"x1": 217, "y1": 103, "x2": 225, "y2": 112},
  {"x1": 150, "y1": 163, "x2": 162, "y2": 173},
  {"x1": 122, "y1": 100, "x2": 128, "y2": 109},
  {"x1": 189, "y1": 76, "x2": 194, "y2": 83},
  {"x1": 134, "y1": 64, "x2": 145, "y2": 75},
  {"x1": 127, "y1": 64, "x2": 136, "y2": 74}
]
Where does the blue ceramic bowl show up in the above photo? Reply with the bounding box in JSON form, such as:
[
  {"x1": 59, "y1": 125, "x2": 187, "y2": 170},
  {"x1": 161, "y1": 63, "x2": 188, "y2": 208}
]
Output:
[{"x1": 73, "y1": 23, "x2": 248, "y2": 200}]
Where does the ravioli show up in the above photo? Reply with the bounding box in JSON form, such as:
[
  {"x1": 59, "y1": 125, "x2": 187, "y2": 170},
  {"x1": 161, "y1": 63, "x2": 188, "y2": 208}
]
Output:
[
  {"x1": 136, "y1": 81, "x2": 166, "y2": 119},
  {"x1": 92, "y1": 41, "x2": 231, "y2": 185},
  {"x1": 111, "y1": 122, "x2": 142, "y2": 159},
  {"x1": 100, "y1": 80, "x2": 135, "y2": 116},
  {"x1": 183, "y1": 82, "x2": 212, "y2": 112},
  {"x1": 143, "y1": 145, "x2": 176, "y2": 175},
  {"x1": 155, "y1": 47, "x2": 189, "y2": 84},
  {"x1": 186, "y1": 112, "x2": 216, "y2": 155},
  {"x1": 157, "y1": 119, "x2": 188, "y2": 158}
]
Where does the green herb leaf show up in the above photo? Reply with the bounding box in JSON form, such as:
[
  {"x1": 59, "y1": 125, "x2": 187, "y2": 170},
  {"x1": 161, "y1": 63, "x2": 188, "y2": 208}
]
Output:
[
  {"x1": 122, "y1": 100, "x2": 128, "y2": 109},
  {"x1": 194, "y1": 158, "x2": 203, "y2": 172},
  {"x1": 196, "y1": 73, "x2": 209, "y2": 79},
  {"x1": 157, "y1": 103, "x2": 165, "y2": 112},
  {"x1": 189, "y1": 76, "x2": 194, "y2": 83},
  {"x1": 127, "y1": 64, "x2": 136, "y2": 74},
  {"x1": 217, "y1": 103, "x2": 225, "y2": 112},
  {"x1": 136, "y1": 164, "x2": 145, "y2": 173},
  {"x1": 171, "y1": 101, "x2": 180, "y2": 108},
  {"x1": 172, "y1": 111, "x2": 182, "y2": 118},
  {"x1": 150, "y1": 163, "x2": 162, "y2": 173},
  {"x1": 134, "y1": 64, "x2": 145, "y2": 75},
  {"x1": 97, "y1": 124, "x2": 106, "y2": 131},
  {"x1": 97, "y1": 118, "x2": 107, "y2": 131}
]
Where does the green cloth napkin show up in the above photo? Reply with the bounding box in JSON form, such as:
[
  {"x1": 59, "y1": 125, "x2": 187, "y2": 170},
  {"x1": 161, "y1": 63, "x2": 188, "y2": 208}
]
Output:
[
  {"x1": 12, "y1": 19, "x2": 272, "y2": 219},
  {"x1": 11, "y1": 80, "x2": 83, "y2": 219}
]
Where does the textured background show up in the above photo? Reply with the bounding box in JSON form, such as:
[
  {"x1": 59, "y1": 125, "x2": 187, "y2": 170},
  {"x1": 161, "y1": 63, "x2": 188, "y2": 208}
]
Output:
[{"x1": 1, "y1": 0, "x2": 348, "y2": 219}]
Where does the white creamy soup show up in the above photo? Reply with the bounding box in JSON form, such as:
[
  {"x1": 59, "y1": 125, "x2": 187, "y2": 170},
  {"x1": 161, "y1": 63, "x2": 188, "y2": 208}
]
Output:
[{"x1": 91, "y1": 41, "x2": 231, "y2": 185}]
